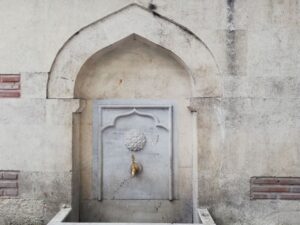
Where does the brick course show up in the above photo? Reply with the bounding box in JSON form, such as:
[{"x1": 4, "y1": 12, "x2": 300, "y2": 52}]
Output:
[
  {"x1": 0, "y1": 181, "x2": 17, "y2": 188},
  {"x1": 0, "y1": 171, "x2": 19, "y2": 197},
  {"x1": 3, "y1": 188, "x2": 18, "y2": 197},
  {"x1": 0, "y1": 74, "x2": 21, "y2": 98},
  {"x1": 0, "y1": 75, "x2": 20, "y2": 82},
  {"x1": 250, "y1": 177, "x2": 300, "y2": 200},
  {"x1": 3, "y1": 172, "x2": 18, "y2": 180}
]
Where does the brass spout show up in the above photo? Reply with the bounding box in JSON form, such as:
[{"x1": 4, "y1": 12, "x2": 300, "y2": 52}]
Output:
[{"x1": 130, "y1": 154, "x2": 140, "y2": 177}]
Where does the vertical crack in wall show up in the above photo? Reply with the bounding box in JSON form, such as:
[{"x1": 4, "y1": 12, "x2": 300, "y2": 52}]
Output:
[{"x1": 226, "y1": 0, "x2": 237, "y2": 76}]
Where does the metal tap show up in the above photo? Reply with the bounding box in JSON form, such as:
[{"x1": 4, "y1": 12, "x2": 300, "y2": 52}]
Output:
[{"x1": 130, "y1": 154, "x2": 141, "y2": 177}]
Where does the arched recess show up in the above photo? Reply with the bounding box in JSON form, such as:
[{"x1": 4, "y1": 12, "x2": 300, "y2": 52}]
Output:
[
  {"x1": 46, "y1": 3, "x2": 221, "y2": 223},
  {"x1": 74, "y1": 34, "x2": 195, "y2": 222},
  {"x1": 47, "y1": 4, "x2": 221, "y2": 99}
]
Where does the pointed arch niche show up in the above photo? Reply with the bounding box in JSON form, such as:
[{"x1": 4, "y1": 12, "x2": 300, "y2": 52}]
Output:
[{"x1": 47, "y1": 4, "x2": 221, "y2": 223}]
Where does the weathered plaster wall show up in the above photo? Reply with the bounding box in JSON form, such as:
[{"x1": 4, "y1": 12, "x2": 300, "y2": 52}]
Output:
[{"x1": 0, "y1": 1, "x2": 299, "y2": 225}]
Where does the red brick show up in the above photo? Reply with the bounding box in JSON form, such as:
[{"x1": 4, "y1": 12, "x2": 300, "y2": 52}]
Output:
[
  {"x1": 0, "y1": 90, "x2": 20, "y2": 98},
  {"x1": 250, "y1": 193, "x2": 277, "y2": 200},
  {"x1": 251, "y1": 177, "x2": 300, "y2": 185},
  {"x1": 291, "y1": 187, "x2": 300, "y2": 193},
  {"x1": 0, "y1": 75, "x2": 20, "y2": 83},
  {"x1": 3, "y1": 188, "x2": 18, "y2": 197},
  {"x1": 251, "y1": 185, "x2": 290, "y2": 193},
  {"x1": 0, "y1": 181, "x2": 17, "y2": 188},
  {"x1": 2, "y1": 172, "x2": 18, "y2": 180},
  {"x1": 279, "y1": 193, "x2": 300, "y2": 200}
]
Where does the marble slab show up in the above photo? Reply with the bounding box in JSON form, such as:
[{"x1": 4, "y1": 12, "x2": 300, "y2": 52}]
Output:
[{"x1": 93, "y1": 100, "x2": 174, "y2": 200}]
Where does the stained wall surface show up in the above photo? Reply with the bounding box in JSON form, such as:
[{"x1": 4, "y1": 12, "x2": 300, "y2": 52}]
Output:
[{"x1": 0, "y1": 1, "x2": 300, "y2": 225}]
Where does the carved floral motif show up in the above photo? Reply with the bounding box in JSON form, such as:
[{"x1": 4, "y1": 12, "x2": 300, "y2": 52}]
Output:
[{"x1": 124, "y1": 129, "x2": 146, "y2": 151}]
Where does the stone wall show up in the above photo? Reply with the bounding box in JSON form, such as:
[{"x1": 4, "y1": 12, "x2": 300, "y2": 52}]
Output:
[{"x1": 0, "y1": 1, "x2": 299, "y2": 225}]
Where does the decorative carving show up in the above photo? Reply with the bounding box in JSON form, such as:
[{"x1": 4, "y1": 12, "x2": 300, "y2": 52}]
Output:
[
  {"x1": 124, "y1": 129, "x2": 146, "y2": 152},
  {"x1": 101, "y1": 108, "x2": 169, "y2": 132}
]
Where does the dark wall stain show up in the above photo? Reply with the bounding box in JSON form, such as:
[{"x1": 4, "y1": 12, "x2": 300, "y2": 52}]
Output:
[
  {"x1": 226, "y1": 0, "x2": 237, "y2": 76},
  {"x1": 227, "y1": 0, "x2": 235, "y2": 25},
  {"x1": 148, "y1": 3, "x2": 157, "y2": 11}
]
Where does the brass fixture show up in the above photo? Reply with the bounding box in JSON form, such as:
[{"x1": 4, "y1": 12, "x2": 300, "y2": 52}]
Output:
[{"x1": 130, "y1": 154, "x2": 141, "y2": 177}]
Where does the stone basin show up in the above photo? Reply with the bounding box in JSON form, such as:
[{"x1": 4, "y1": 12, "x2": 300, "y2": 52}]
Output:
[{"x1": 47, "y1": 207, "x2": 216, "y2": 225}]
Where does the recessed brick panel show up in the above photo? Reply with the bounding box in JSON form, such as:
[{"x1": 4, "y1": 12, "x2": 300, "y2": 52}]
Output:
[
  {"x1": 0, "y1": 181, "x2": 17, "y2": 188},
  {"x1": 0, "y1": 74, "x2": 21, "y2": 98},
  {"x1": 0, "y1": 170, "x2": 19, "y2": 197},
  {"x1": 250, "y1": 177, "x2": 300, "y2": 200}
]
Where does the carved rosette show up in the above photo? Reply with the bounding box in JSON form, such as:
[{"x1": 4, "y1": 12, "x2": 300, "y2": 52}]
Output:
[{"x1": 124, "y1": 129, "x2": 146, "y2": 151}]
